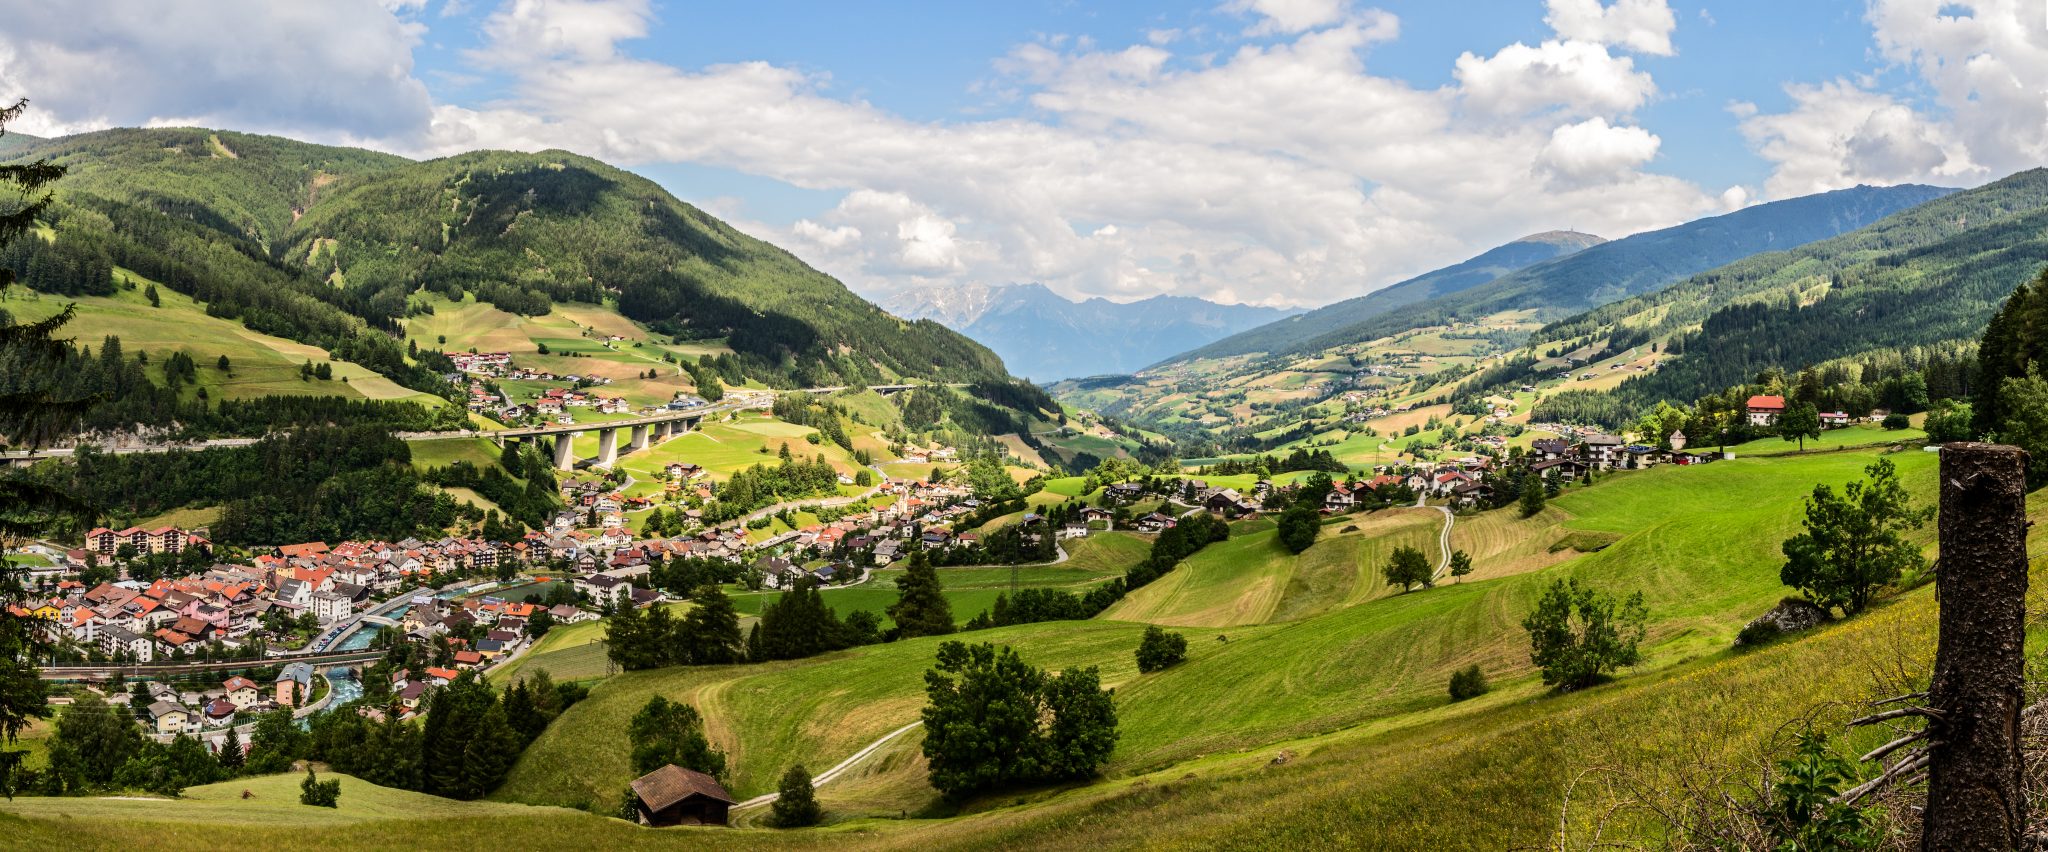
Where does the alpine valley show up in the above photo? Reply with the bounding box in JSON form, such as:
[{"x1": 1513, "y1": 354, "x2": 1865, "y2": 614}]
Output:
[{"x1": 8, "y1": 5, "x2": 2048, "y2": 851}]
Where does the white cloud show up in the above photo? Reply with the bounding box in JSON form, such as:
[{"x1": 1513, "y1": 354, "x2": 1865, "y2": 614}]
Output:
[
  {"x1": 1544, "y1": 0, "x2": 1678, "y2": 56},
  {"x1": 1222, "y1": 0, "x2": 1357, "y2": 36},
  {"x1": 471, "y1": 0, "x2": 651, "y2": 66},
  {"x1": 1537, "y1": 117, "x2": 1662, "y2": 187},
  {"x1": 1455, "y1": 39, "x2": 1657, "y2": 118},
  {"x1": 0, "y1": 0, "x2": 434, "y2": 140},
  {"x1": 1742, "y1": 0, "x2": 2048, "y2": 195}
]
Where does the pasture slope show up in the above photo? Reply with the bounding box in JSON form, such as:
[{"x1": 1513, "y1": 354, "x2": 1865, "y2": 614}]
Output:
[{"x1": 7, "y1": 446, "x2": 1979, "y2": 850}]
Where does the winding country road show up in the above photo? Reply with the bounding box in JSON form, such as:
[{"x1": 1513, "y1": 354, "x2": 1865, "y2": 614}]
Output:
[
  {"x1": 730, "y1": 721, "x2": 926, "y2": 811},
  {"x1": 1418, "y1": 497, "x2": 1455, "y2": 581}
]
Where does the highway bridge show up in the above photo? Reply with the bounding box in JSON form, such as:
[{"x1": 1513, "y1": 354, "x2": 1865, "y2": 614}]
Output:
[{"x1": 484, "y1": 395, "x2": 767, "y2": 470}]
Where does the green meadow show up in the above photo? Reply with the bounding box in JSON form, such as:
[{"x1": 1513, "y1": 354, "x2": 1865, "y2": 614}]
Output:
[
  {"x1": 4, "y1": 445, "x2": 1973, "y2": 851},
  {"x1": 8, "y1": 276, "x2": 440, "y2": 405}
]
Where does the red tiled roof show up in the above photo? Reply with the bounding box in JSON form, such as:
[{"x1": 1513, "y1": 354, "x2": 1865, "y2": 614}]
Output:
[{"x1": 1746, "y1": 395, "x2": 1786, "y2": 411}]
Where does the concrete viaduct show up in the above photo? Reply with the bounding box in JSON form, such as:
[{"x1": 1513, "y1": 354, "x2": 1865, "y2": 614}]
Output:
[{"x1": 492, "y1": 403, "x2": 735, "y2": 470}]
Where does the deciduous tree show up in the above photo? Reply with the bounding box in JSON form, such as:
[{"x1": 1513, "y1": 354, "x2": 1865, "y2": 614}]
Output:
[
  {"x1": 1779, "y1": 457, "x2": 1930, "y2": 616},
  {"x1": 1383, "y1": 545, "x2": 1432, "y2": 592},
  {"x1": 1521, "y1": 578, "x2": 1648, "y2": 691}
]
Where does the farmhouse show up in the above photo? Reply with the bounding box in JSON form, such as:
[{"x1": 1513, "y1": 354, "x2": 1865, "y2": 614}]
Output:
[
  {"x1": 629, "y1": 764, "x2": 735, "y2": 827},
  {"x1": 1746, "y1": 395, "x2": 1785, "y2": 427}
]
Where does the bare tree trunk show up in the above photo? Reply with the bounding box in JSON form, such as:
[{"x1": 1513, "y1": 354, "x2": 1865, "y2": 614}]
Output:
[{"x1": 1924, "y1": 442, "x2": 2029, "y2": 850}]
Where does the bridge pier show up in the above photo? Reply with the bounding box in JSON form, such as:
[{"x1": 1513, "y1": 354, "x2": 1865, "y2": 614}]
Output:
[
  {"x1": 630, "y1": 424, "x2": 650, "y2": 452},
  {"x1": 597, "y1": 427, "x2": 619, "y2": 468},
  {"x1": 553, "y1": 434, "x2": 576, "y2": 471}
]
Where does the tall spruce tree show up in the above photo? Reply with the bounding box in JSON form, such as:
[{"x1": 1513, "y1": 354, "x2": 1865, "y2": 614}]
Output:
[
  {"x1": 0, "y1": 100, "x2": 88, "y2": 798},
  {"x1": 887, "y1": 550, "x2": 955, "y2": 639},
  {"x1": 679, "y1": 584, "x2": 745, "y2": 664}
]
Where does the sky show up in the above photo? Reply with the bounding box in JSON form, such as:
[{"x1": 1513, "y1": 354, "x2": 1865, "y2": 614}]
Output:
[{"x1": 1, "y1": 0, "x2": 2045, "y2": 309}]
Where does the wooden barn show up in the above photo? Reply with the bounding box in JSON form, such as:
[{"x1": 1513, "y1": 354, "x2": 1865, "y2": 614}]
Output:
[{"x1": 629, "y1": 764, "x2": 735, "y2": 827}]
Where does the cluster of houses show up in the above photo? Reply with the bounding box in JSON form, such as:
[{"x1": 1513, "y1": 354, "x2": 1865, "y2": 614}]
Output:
[
  {"x1": 1743, "y1": 395, "x2": 1858, "y2": 429},
  {"x1": 130, "y1": 670, "x2": 314, "y2": 736},
  {"x1": 19, "y1": 534, "x2": 527, "y2": 663},
  {"x1": 514, "y1": 387, "x2": 633, "y2": 423}
]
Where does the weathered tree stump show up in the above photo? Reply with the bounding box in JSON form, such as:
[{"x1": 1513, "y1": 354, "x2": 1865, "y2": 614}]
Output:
[{"x1": 1924, "y1": 442, "x2": 2029, "y2": 850}]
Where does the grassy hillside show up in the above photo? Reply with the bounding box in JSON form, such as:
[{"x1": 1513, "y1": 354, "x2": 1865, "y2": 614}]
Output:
[
  {"x1": 1102, "y1": 509, "x2": 1443, "y2": 627},
  {"x1": 5, "y1": 270, "x2": 439, "y2": 405},
  {"x1": 495, "y1": 447, "x2": 1937, "y2": 819}
]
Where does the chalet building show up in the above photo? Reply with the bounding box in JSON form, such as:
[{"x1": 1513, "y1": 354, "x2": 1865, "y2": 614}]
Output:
[
  {"x1": 629, "y1": 764, "x2": 735, "y2": 827},
  {"x1": 1746, "y1": 395, "x2": 1786, "y2": 427},
  {"x1": 1135, "y1": 512, "x2": 1177, "y2": 533},
  {"x1": 1577, "y1": 434, "x2": 1626, "y2": 470}
]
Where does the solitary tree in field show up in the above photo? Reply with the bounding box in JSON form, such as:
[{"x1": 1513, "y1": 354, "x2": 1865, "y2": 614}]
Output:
[
  {"x1": 628, "y1": 696, "x2": 725, "y2": 780},
  {"x1": 1383, "y1": 545, "x2": 1433, "y2": 592},
  {"x1": 920, "y1": 641, "x2": 1116, "y2": 799},
  {"x1": 770, "y1": 763, "x2": 823, "y2": 827},
  {"x1": 1779, "y1": 402, "x2": 1822, "y2": 452},
  {"x1": 216, "y1": 354, "x2": 231, "y2": 373},
  {"x1": 1522, "y1": 578, "x2": 1647, "y2": 691},
  {"x1": 1448, "y1": 550, "x2": 1473, "y2": 583},
  {"x1": 1134, "y1": 625, "x2": 1187, "y2": 673},
  {"x1": 1276, "y1": 501, "x2": 1319, "y2": 554},
  {"x1": 1779, "y1": 457, "x2": 1929, "y2": 616}
]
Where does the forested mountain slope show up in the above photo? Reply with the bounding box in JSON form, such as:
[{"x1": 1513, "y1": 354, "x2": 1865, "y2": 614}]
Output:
[
  {"x1": 289, "y1": 149, "x2": 1007, "y2": 386},
  {"x1": 0, "y1": 128, "x2": 1016, "y2": 396},
  {"x1": 1166, "y1": 230, "x2": 1604, "y2": 365},
  {"x1": 1534, "y1": 168, "x2": 2048, "y2": 419},
  {"x1": 1277, "y1": 184, "x2": 1954, "y2": 360}
]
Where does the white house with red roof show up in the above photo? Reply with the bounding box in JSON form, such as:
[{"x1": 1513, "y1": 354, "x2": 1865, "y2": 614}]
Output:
[{"x1": 1746, "y1": 395, "x2": 1786, "y2": 427}]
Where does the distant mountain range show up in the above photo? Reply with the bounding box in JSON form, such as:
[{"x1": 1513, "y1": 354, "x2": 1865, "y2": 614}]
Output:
[
  {"x1": 1159, "y1": 183, "x2": 1956, "y2": 368},
  {"x1": 1169, "y1": 230, "x2": 1606, "y2": 365},
  {"x1": 880, "y1": 283, "x2": 1299, "y2": 382}
]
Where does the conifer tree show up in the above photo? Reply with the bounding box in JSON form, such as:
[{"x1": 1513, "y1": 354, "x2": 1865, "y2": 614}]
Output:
[{"x1": 887, "y1": 550, "x2": 955, "y2": 638}]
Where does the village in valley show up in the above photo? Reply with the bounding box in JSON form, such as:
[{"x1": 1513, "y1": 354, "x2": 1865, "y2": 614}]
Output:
[{"x1": 10, "y1": 4, "x2": 2048, "y2": 847}]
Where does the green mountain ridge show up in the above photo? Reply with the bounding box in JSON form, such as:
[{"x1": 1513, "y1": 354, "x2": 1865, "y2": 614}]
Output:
[
  {"x1": 1204, "y1": 183, "x2": 1955, "y2": 367},
  {"x1": 1162, "y1": 229, "x2": 1606, "y2": 366},
  {"x1": 1532, "y1": 167, "x2": 2048, "y2": 422},
  {"x1": 0, "y1": 127, "x2": 1013, "y2": 394}
]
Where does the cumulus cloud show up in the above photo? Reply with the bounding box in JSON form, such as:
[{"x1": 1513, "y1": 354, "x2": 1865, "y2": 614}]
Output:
[
  {"x1": 0, "y1": 0, "x2": 434, "y2": 141},
  {"x1": 1537, "y1": 117, "x2": 1662, "y2": 187},
  {"x1": 1544, "y1": 0, "x2": 1678, "y2": 56},
  {"x1": 1741, "y1": 0, "x2": 2047, "y2": 195},
  {"x1": 1455, "y1": 39, "x2": 1657, "y2": 119}
]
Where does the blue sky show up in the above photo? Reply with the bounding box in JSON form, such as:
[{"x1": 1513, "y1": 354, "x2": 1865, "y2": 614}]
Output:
[{"x1": 2, "y1": 0, "x2": 2042, "y2": 307}]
